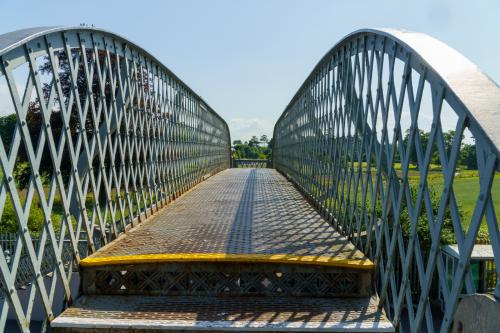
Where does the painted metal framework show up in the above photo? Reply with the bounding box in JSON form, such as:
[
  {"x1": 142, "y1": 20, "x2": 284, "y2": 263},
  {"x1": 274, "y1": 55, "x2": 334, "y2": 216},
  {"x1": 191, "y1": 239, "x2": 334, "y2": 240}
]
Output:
[
  {"x1": 273, "y1": 29, "x2": 500, "y2": 332},
  {"x1": 231, "y1": 158, "x2": 271, "y2": 168},
  {"x1": 0, "y1": 27, "x2": 230, "y2": 332},
  {"x1": 83, "y1": 262, "x2": 371, "y2": 298}
]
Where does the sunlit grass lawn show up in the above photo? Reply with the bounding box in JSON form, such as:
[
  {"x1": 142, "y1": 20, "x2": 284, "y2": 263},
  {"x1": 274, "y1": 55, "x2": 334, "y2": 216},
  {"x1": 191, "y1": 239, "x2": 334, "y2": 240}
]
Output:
[
  {"x1": 429, "y1": 175, "x2": 499, "y2": 220},
  {"x1": 353, "y1": 164, "x2": 499, "y2": 232},
  {"x1": 311, "y1": 165, "x2": 499, "y2": 241},
  {"x1": 417, "y1": 172, "x2": 500, "y2": 238}
]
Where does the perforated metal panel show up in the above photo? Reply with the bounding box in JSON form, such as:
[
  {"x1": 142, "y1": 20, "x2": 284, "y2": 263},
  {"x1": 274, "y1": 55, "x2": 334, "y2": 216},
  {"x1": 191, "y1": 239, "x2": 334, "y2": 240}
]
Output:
[{"x1": 84, "y1": 263, "x2": 370, "y2": 298}]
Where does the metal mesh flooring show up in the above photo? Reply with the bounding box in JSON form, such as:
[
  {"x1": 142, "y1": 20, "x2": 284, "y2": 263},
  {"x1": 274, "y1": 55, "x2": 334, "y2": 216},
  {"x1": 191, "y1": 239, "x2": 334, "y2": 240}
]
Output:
[
  {"x1": 52, "y1": 295, "x2": 393, "y2": 332},
  {"x1": 83, "y1": 169, "x2": 372, "y2": 268}
]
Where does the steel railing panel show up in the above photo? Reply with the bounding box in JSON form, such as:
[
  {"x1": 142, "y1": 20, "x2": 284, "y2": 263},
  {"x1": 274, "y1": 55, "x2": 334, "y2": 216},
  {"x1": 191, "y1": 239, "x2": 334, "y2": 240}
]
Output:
[
  {"x1": 0, "y1": 27, "x2": 230, "y2": 332},
  {"x1": 272, "y1": 29, "x2": 500, "y2": 333}
]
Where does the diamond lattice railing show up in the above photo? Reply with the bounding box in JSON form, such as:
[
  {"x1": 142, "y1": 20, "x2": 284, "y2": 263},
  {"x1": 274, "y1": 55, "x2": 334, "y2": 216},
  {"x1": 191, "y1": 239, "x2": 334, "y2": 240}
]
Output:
[
  {"x1": 0, "y1": 27, "x2": 230, "y2": 332},
  {"x1": 273, "y1": 29, "x2": 500, "y2": 332}
]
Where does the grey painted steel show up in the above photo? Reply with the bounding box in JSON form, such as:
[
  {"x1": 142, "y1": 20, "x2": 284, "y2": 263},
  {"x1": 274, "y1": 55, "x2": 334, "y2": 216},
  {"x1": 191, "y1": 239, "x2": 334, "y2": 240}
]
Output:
[
  {"x1": 231, "y1": 158, "x2": 271, "y2": 168},
  {"x1": 51, "y1": 295, "x2": 394, "y2": 332},
  {"x1": 0, "y1": 26, "x2": 230, "y2": 332},
  {"x1": 83, "y1": 262, "x2": 371, "y2": 298},
  {"x1": 273, "y1": 28, "x2": 500, "y2": 333}
]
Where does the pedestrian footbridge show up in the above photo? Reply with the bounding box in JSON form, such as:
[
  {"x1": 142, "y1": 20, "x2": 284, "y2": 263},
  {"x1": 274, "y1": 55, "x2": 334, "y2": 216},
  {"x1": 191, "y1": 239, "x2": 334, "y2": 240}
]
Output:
[
  {"x1": 53, "y1": 168, "x2": 390, "y2": 332},
  {"x1": 0, "y1": 27, "x2": 498, "y2": 333}
]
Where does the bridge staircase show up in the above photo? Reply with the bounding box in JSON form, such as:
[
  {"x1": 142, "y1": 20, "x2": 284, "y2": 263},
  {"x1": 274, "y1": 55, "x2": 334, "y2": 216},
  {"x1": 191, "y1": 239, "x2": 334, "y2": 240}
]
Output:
[{"x1": 51, "y1": 169, "x2": 393, "y2": 332}]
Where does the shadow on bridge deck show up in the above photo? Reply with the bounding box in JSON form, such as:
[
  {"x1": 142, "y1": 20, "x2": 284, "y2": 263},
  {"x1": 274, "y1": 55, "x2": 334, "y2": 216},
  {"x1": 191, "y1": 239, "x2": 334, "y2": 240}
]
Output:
[
  {"x1": 80, "y1": 168, "x2": 372, "y2": 268},
  {"x1": 52, "y1": 169, "x2": 393, "y2": 332}
]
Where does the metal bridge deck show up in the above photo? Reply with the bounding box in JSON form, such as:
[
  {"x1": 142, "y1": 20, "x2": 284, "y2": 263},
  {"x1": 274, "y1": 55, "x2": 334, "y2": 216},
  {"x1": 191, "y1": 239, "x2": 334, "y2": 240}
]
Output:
[
  {"x1": 81, "y1": 169, "x2": 372, "y2": 269},
  {"x1": 52, "y1": 295, "x2": 393, "y2": 332}
]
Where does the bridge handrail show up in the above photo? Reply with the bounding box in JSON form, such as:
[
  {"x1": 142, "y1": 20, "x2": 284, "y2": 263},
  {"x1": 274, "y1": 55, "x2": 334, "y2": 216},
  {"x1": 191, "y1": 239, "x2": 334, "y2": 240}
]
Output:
[
  {"x1": 231, "y1": 158, "x2": 271, "y2": 168},
  {"x1": 0, "y1": 26, "x2": 230, "y2": 331},
  {"x1": 0, "y1": 26, "x2": 230, "y2": 131},
  {"x1": 273, "y1": 28, "x2": 500, "y2": 332},
  {"x1": 276, "y1": 28, "x2": 500, "y2": 155}
]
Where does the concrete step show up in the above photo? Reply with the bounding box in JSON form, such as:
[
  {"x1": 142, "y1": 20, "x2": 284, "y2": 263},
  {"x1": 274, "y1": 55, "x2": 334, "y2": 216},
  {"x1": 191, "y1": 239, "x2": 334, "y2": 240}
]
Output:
[
  {"x1": 51, "y1": 295, "x2": 394, "y2": 332},
  {"x1": 81, "y1": 261, "x2": 372, "y2": 297}
]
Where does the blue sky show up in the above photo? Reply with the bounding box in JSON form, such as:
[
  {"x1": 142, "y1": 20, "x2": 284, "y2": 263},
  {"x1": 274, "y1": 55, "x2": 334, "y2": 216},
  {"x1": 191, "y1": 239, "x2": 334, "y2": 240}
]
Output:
[{"x1": 0, "y1": 0, "x2": 498, "y2": 141}]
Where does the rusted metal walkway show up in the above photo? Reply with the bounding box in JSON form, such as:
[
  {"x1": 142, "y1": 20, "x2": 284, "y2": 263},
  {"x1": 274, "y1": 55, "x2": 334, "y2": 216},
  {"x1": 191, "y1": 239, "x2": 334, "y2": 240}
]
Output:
[{"x1": 52, "y1": 169, "x2": 393, "y2": 332}]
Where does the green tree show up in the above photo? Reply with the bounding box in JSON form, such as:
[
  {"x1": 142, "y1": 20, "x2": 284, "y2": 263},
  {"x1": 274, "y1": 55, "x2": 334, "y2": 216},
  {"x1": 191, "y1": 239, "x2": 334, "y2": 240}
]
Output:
[
  {"x1": 400, "y1": 186, "x2": 457, "y2": 253},
  {"x1": 403, "y1": 129, "x2": 429, "y2": 166},
  {"x1": 249, "y1": 136, "x2": 260, "y2": 148},
  {"x1": 402, "y1": 129, "x2": 475, "y2": 169},
  {"x1": 431, "y1": 130, "x2": 456, "y2": 164},
  {"x1": 232, "y1": 135, "x2": 273, "y2": 160},
  {"x1": 459, "y1": 143, "x2": 477, "y2": 170}
]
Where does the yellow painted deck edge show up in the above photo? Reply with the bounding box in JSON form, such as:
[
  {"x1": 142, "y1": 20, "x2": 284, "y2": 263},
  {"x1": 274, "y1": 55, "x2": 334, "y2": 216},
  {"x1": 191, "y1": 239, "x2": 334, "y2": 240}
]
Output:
[{"x1": 80, "y1": 253, "x2": 374, "y2": 269}]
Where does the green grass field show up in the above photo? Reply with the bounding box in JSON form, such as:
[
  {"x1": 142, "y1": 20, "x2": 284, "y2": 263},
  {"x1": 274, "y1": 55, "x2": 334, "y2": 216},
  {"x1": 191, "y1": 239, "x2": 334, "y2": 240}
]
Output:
[
  {"x1": 305, "y1": 165, "x2": 499, "y2": 243},
  {"x1": 419, "y1": 172, "x2": 500, "y2": 239},
  {"x1": 351, "y1": 163, "x2": 499, "y2": 236}
]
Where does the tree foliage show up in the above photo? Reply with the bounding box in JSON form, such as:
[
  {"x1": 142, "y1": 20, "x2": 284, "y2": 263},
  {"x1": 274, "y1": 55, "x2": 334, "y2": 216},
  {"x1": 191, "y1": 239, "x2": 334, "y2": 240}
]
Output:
[
  {"x1": 232, "y1": 135, "x2": 272, "y2": 159},
  {"x1": 367, "y1": 185, "x2": 459, "y2": 255},
  {"x1": 401, "y1": 129, "x2": 477, "y2": 170}
]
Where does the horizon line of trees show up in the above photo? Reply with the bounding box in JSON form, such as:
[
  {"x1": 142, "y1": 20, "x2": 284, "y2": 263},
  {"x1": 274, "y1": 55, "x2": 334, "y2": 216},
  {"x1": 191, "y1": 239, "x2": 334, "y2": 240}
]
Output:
[
  {"x1": 230, "y1": 128, "x2": 478, "y2": 169},
  {"x1": 232, "y1": 135, "x2": 273, "y2": 160},
  {"x1": 402, "y1": 129, "x2": 477, "y2": 170}
]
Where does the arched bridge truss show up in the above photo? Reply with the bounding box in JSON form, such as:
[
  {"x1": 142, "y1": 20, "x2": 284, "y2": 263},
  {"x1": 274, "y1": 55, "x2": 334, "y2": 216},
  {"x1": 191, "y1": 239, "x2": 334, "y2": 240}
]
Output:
[
  {"x1": 0, "y1": 27, "x2": 230, "y2": 332},
  {"x1": 273, "y1": 29, "x2": 500, "y2": 332}
]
